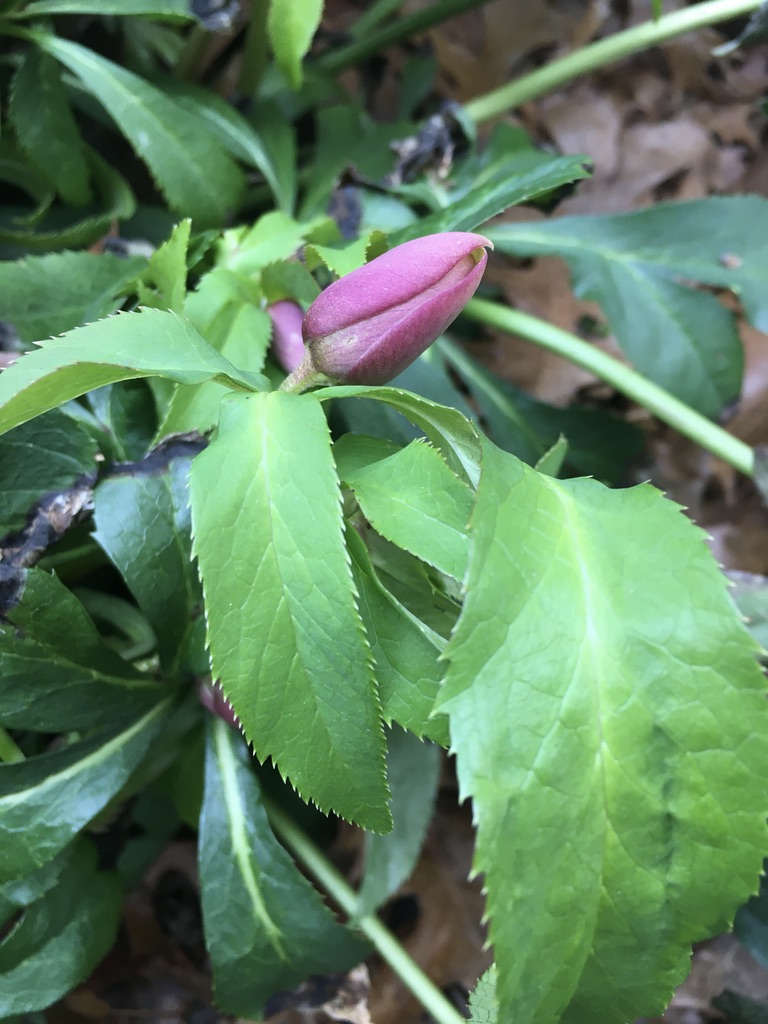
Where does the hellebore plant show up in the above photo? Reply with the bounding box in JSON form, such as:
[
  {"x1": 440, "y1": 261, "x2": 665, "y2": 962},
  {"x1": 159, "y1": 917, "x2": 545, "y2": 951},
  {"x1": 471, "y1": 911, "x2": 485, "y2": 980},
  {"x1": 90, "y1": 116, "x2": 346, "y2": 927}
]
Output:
[{"x1": 280, "y1": 232, "x2": 492, "y2": 391}]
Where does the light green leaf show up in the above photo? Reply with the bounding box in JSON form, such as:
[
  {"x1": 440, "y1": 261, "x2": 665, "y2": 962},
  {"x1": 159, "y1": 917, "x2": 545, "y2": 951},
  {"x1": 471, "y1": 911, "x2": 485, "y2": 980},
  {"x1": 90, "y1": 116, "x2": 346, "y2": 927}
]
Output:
[
  {"x1": 439, "y1": 439, "x2": 768, "y2": 1024},
  {"x1": 0, "y1": 250, "x2": 145, "y2": 344},
  {"x1": 357, "y1": 725, "x2": 441, "y2": 916},
  {"x1": 137, "y1": 218, "x2": 190, "y2": 312},
  {"x1": 267, "y1": 0, "x2": 323, "y2": 89},
  {"x1": 469, "y1": 967, "x2": 499, "y2": 1024},
  {"x1": 0, "y1": 840, "x2": 120, "y2": 1017},
  {"x1": 190, "y1": 392, "x2": 390, "y2": 830},
  {"x1": 317, "y1": 385, "x2": 482, "y2": 487},
  {"x1": 9, "y1": 50, "x2": 92, "y2": 205},
  {"x1": 0, "y1": 307, "x2": 264, "y2": 437},
  {"x1": 0, "y1": 410, "x2": 98, "y2": 534},
  {"x1": 340, "y1": 439, "x2": 473, "y2": 581},
  {"x1": 346, "y1": 527, "x2": 449, "y2": 745},
  {"x1": 222, "y1": 210, "x2": 329, "y2": 275},
  {"x1": 199, "y1": 719, "x2": 368, "y2": 1015},
  {"x1": 485, "y1": 198, "x2": 768, "y2": 416},
  {"x1": 535, "y1": 434, "x2": 568, "y2": 477},
  {"x1": 0, "y1": 570, "x2": 160, "y2": 731},
  {"x1": 94, "y1": 452, "x2": 200, "y2": 671},
  {"x1": 0, "y1": 697, "x2": 170, "y2": 882},
  {"x1": 34, "y1": 34, "x2": 244, "y2": 226}
]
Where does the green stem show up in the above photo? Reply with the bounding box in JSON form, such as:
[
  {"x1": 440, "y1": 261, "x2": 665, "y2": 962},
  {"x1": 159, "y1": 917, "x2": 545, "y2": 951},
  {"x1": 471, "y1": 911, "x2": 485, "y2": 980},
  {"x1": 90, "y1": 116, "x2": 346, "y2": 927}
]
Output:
[
  {"x1": 350, "y1": 0, "x2": 406, "y2": 38},
  {"x1": 464, "y1": 0, "x2": 761, "y2": 122},
  {"x1": 237, "y1": 0, "x2": 269, "y2": 97},
  {"x1": 464, "y1": 298, "x2": 755, "y2": 476},
  {"x1": 267, "y1": 802, "x2": 467, "y2": 1024},
  {"x1": 173, "y1": 24, "x2": 209, "y2": 80},
  {"x1": 316, "y1": 0, "x2": 490, "y2": 75},
  {"x1": 0, "y1": 728, "x2": 24, "y2": 763}
]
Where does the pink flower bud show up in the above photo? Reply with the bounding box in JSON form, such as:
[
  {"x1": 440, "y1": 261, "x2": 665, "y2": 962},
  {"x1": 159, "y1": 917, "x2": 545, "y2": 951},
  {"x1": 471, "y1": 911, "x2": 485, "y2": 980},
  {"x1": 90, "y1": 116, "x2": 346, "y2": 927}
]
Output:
[
  {"x1": 267, "y1": 300, "x2": 306, "y2": 373},
  {"x1": 198, "y1": 680, "x2": 241, "y2": 730},
  {"x1": 284, "y1": 232, "x2": 491, "y2": 390}
]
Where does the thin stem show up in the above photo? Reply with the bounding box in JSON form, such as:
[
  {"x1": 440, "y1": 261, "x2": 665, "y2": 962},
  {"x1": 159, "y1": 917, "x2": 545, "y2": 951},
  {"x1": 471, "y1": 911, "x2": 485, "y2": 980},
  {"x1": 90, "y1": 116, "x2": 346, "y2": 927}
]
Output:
[
  {"x1": 464, "y1": 0, "x2": 762, "y2": 123},
  {"x1": 267, "y1": 802, "x2": 467, "y2": 1024},
  {"x1": 316, "y1": 0, "x2": 490, "y2": 75},
  {"x1": 464, "y1": 298, "x2": 755, "y2": 476},
  {"x1": 0, "y1": 729, "x2": 24, "y2": 763},
  {"x1": 173, "y1": 24, "x2": 209, "y2": 80},
  {"x1": 350, "y1": 0, "x2": 406, "y2": 38},
  {"x1": 237, "y1": 0, "x2": 269, "y2": 98}
]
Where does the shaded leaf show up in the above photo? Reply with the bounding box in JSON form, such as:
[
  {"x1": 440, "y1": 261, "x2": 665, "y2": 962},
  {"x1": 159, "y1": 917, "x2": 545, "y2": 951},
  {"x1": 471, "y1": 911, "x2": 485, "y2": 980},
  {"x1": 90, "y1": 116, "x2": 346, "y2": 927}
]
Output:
[
  {"x1": 20, "y1": 0, "x2": 191, "y2": 13},
  {"x1": 439, "y1": 440, "x2": 768, "y2": 1024},
  {"x1": 199, "y1": 719, "x2": 368, "y2": 1015},
  {"x1": 190, "y1": 392, "x2": 390, "y2": 830}
]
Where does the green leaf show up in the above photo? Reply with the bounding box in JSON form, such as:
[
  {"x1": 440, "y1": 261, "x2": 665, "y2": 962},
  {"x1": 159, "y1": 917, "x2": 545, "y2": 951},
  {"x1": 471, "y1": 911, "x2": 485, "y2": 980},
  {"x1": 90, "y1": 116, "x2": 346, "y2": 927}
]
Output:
[
  {"x1": 346, "y1": 527, "x2": 449, "y2": 745},
  {"x1": 438, "y1": 439, "x2": 768, "y2": 1024},
  {"x1": 390, "y1": 151, "x2": 591, "y2": 243},
  {"x1": 34, "y1": 34, "x2": 244, "y2": 227},
  {"x1": 485, "y1": 198, "x2": 768, "y2": 416},
  {"x1": 0, "y1": 697, "x2": 170, "y2": 882},
  {"x1": 357, "y1": 725, "x2": 441, "y2": 916},
  {"x1": 9, "y1": 50, "x2": 92, "y2": 206},
  {"x1": 0, "y1": 250, "x2": 145, "y2": 345},
  {"x1": 0, "y1": 570, "x2": 161, "y2": 731},
  {"x1": 267, "y1": 0, "x2": 323, "y2": 89},
  {"x1": 137, "y1": 219, "x2": 190, "y2": 312},
  {"x1": 0, "y1": 410, "x2": 98, "y2": 534},
  {"x1": 190, "y1": 392, "x2": 390, "y2": 830},
  {"x1": 339, "y1": 439, "x2": 473, "y2": 581},
  {"x1": 0, "y1": 307, "x2": 264, "y2": 437},
  {"x1": 0, "y1": 840, "x2": 120, "y2": 1017},
  {"x1": 534, "y1": 435, "x2": 568, "y2": 477},
  {"x1": 199, "y1": 719, "x2": 369, "y2": 1015},
  {"x1": 317, "y1": 385, "x2": 482, "y2": 487},
  {"x1": 19, "y1": 0, "x2": 191, "y2": 14},
  {"x1": 469, "y1": 967, "x2": 499, "y2": 1024},
  {"x1": 728, "y1": 571, "x2": 768, "y2": 653}
]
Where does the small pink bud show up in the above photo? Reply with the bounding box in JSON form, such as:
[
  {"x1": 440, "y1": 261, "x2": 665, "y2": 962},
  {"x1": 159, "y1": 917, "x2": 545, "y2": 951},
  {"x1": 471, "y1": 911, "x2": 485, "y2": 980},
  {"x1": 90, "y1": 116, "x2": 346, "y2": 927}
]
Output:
[
  {"x1": 282, "y1": 232, "x2": 491, "y2": 390},
  {"x1": 267, "y1": 300, "x2": 306, "y2": 373},
  {"x1": 198, "y1": 680, "x2": 241, "y2": 730}
]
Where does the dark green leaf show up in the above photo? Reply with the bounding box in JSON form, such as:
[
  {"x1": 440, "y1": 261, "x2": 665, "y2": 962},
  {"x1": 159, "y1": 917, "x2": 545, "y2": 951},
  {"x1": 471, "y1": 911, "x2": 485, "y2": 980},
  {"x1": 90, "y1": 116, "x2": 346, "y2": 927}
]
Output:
[
  {"x1": 190, "y1": 392, "x2": 390, "y2": 830},
  {"x1": 0, "y1": 570, "x2": 161, "y2": 731},
  {"x1": 0, "y1": 250, "x2": 145, "y2": 345},
  {"x1": 358, "y1": 726, "x2": 441, "y2": 915},
  {"x1": 439, "y1": 440, "x2": 768, "y2": 1024},
  {"x1": 93, "y1": 453, "x2": 201, "y2": 671},
  {"x1": 0, "y1": 839, "x2": 120, "y2": 1017},
  {"x1": 199, "y1": 719, "x2": 368, "y2": 1015},
  {"x1": 0, "y1": 696, "x2": 170, "y2": 881},
  {"x1": 20, "y1": 0, "x2": 191, "y2": 14},
  {"x1": 9, "y1": 50, "x2": 92, "y2": 206},
  {"x1": 0, "y1": 410, "x2": 98, "y2": 535},
  {"x1": 34, "y1": 34, "x2": 244, "y2": 227},
  {"x1": 0, "y1": 307, "x2": 264, "y2": 437},
  {"x1": 735, "y1": 873, "x2": 768, "y2": 972}
]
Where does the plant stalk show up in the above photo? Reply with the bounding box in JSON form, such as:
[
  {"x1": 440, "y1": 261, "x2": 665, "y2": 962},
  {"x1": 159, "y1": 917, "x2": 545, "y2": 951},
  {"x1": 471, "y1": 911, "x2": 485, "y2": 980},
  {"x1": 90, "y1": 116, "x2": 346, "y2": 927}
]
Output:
[
  {"x1": 464, "y1": 298, "x2": 755, "y2": 476},
  {"x1": 267, "y1": 802, "x2": 468, "y2": 1024},
  {"x1": 464, "y1": 0, "x2": 762, "y2": 122},
  {"x1": 316, "y1": 0, "x2": 490, "y2": 75}
]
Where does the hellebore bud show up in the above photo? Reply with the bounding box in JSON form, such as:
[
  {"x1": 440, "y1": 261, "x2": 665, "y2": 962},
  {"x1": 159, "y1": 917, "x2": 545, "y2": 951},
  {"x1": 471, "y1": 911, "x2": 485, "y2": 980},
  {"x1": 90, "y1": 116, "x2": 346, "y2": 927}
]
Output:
[
  {"x1": 281, "y1": 232, "x2": 491, "y2": 391},
  {"x1": 267, "y1": 300, "x2": 306, "y2": 373}
]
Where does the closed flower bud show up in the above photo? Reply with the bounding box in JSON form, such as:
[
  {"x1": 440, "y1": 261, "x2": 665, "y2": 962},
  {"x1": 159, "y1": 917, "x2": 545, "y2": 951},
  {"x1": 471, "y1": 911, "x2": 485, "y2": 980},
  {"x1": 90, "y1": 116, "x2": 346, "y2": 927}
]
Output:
[
  {"x1": 281, "y1": 232, "x2": 491, "y2": 391},
  {"x1": 267, "y1": 300, "x2": 306, "y2": 373}
]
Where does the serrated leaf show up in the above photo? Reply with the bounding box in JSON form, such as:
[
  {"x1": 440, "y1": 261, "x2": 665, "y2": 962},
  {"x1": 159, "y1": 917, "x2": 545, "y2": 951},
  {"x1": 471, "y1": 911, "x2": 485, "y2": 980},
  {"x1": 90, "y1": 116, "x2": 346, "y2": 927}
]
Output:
[
  {"x1": 0, "y1": 839, "x2": 120, "y2": 1017},
  {"x1": 267, "y1": 0, "x2": 323, "y2": 89},
  {"x1": 137, "y1": 219, "x2": 190, "y2": 312},
  {"x1": 346, "y1": 527, "x2": 448, "y2": 745},
  {"x1": 0, "y1": 696, "x2": 170, "y2": 882},
  {"x1": 0, "y1": 409, "x2": 98, "y2": 534},
  {"x1": 190, "y1": 391, "x2": 390, "y2": 830},
  {"x1": 199, "y1": 719, "x2": 368, "y2": 1015},
  {"x1": 0, "y1": 570, "x2": 161, "y2": 731},
  {"x1": 469, "y1": 967, "x2": 499, "y2": 1024},
  {"x1": 0, "y1": 250, "x2": 145, "y2": 344},
  {"x1": 34, "y1": 34, "x2": 244, "y2": 227},
  {"x1": 438, "y1": 439, "x2": 768, "y2": 1024},
  {"x1": 222, "y1": 210, "x2": 328, "y2": 275},
  {"x1": 390, "y1": 151, "x2": 590, "y2": 244},
  {"x1": 9, "y1": 50, "x2": 92, "y2": 206},
  {"x1": 340, "y1": 439, "x2": 473, "y2": 581},
  {"x1": 93, "y1": 453, "x2": 200, "y2": 671},
  {"x1": 0, "y1": 307, "x2": 264, "y2": 437},
  {"x1": 357, "y1": 725, "x2": 441, "y2": 916},
  {"x1": 317, "y1": 385, "x2": 482, "y2": 487},
  {"x1": 485, "y1": 198, "x2": 768, "y2": 416}
]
